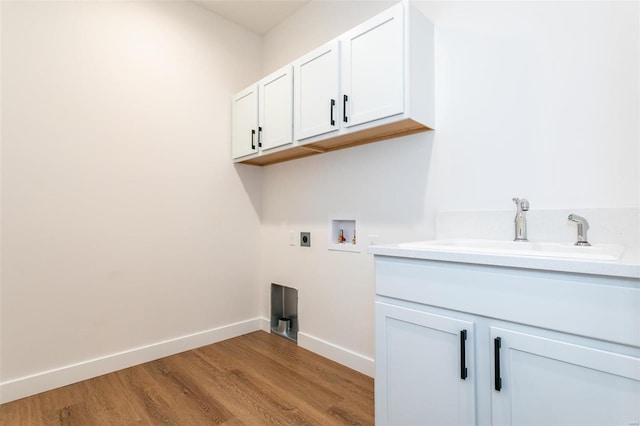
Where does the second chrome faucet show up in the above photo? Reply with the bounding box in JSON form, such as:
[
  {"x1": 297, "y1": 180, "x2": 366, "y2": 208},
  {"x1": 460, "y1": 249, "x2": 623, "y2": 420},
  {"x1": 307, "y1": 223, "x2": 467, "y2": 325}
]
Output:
[
  {"x1": 568, "y1": 214, "x2": 591, "y2": 246},
  {"x1": 513, "y1": 197, "x2": 530, "y2": 241}
]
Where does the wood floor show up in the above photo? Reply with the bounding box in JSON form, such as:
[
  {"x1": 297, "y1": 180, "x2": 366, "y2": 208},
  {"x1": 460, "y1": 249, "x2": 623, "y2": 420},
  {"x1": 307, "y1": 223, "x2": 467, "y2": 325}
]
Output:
[{"x1": 0, "y1": 331, "x2": 374, "y2": 425}]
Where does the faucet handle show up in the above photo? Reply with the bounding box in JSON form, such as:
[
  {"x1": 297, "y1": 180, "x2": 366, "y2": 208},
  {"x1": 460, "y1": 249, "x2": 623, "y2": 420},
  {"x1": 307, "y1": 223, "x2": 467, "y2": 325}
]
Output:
[{"x1": 513, "y1": 197, "x2": 529, "y2": 211}]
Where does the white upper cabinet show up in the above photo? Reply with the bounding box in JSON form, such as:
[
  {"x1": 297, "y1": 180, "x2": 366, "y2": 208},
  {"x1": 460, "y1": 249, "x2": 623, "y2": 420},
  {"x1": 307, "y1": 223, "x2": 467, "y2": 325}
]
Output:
[
  {"x1": 232, "y1": 0, "x2": 434, "y2": 165},
  {"x1": 232, "y1": 66, "x2": 293, "y2": 160},
  {"x1": 259, "y1": 65, "x2": 293, "y2": 151},
  {"x1": 231, "y1": 85, "x2": 258, "y2": 159},
  {"x1": 293, "y1": 40, "x2": 340, "y2": 141},
  {"x1": 341, "y1": 3, "x2": 404, "y2": 128}
]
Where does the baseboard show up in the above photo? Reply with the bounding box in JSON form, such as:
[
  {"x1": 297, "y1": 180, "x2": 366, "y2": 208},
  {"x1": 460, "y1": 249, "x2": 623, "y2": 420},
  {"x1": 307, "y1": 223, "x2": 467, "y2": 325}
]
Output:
[
  {"x1": 260, "y1": 319, "x2": 374, "y2": 377},
  {"x1": 259, "y1": 316, "x2": 271, "y2": 332},
  {"x1": 0, "y1": 317, "x2": 262, "y2": 404},
  {"x1": 298, "y1": 332, "x2": 374, "y2": 378}
]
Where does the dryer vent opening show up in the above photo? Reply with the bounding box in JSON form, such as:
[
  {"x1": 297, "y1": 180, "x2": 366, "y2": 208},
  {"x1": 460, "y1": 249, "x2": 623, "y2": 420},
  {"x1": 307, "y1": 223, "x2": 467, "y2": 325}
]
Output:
[{"x1": 271, "y1": 283, "x2": 298, "y2": 343}]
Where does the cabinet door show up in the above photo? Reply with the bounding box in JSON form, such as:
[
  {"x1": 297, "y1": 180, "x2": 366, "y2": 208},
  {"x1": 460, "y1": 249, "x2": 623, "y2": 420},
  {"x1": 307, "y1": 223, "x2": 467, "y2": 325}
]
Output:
[
  {"x1": 491, "y1": 327, "x2": 640, "y2": 426},
  {"x1": 294, "y1": 40, "x2": 340, "y2": 141},
  {"x1": 232, "y1": 85, "x2": 258, "y2": 159},
  {"x1": 376, "y1": 302, "x2": 476, "y2": 426},
  {"x1": 341, "y1": 3, "x2": 404, "y2": 128},
  {"x1": 259, "y1": 65, "x2": 293, "y2": 151}
]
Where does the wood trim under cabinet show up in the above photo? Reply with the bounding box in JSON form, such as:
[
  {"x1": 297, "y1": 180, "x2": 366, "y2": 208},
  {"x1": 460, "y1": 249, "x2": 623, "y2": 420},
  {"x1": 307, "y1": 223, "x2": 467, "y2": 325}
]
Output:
[{"x1": 238, "y1": 118, "x2": 432, "y2": 166}]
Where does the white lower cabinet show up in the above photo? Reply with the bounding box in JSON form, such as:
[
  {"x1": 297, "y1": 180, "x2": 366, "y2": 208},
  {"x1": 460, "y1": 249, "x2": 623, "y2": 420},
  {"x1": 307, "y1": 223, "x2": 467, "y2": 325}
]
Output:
[
  {"x1": 376, "y1": 302, "x2": 476, "y2": 426},
  {"x1": 376, "y1": 299, "x2": 640, "y2": 426},
  {"x1": 374, "y1": 258, "x2": 640, "y2": 426},
  {"x1": 491, "y1": 327, "x2": 640, "y2": 426}
]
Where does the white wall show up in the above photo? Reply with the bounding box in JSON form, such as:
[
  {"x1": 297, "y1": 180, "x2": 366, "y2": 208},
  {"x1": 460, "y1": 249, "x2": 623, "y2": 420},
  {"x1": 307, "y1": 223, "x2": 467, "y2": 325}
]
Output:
[
  {"x1": 422, "y1": 0, "x2": 639, "y2": 211},
  {"x1": 259, "y1": 0, "x2": 639, "y2": 373},
  {"x1": 0, "y1": 1, "x2": 264, "y2": 400}
]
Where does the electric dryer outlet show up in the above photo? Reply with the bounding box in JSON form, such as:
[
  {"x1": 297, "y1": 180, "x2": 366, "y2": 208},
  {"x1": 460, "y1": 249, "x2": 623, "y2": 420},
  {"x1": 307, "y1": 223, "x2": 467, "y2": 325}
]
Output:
[{"x1": 300, "y1": 232, "x2": 311, "y2": 247}]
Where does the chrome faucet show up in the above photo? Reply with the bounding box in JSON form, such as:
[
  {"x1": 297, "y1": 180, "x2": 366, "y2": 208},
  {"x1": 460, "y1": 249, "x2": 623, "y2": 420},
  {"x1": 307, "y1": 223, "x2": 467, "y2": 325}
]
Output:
[
  {"x1": 568, "y1": 214, "x2": 591, "y2": 246},
  {"x1": 513, "y1": 197, "x2": 529, "y2": 241}
]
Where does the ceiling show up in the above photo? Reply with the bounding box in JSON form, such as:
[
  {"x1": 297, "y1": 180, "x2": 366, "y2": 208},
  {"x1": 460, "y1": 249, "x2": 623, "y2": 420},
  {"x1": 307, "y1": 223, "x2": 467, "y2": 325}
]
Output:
[{"x1": 194, "y1": 1, "x2": 311, "y2": 35}]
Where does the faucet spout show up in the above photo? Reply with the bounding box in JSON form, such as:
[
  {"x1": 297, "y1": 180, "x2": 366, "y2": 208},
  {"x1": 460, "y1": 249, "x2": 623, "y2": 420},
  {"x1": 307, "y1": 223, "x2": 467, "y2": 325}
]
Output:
[
  {"x1": 568, "y1": 214, "x2": 591, "y2": 246},
  {"x1": 513, "y1": 197, "x2": 529, "y2": 241}
]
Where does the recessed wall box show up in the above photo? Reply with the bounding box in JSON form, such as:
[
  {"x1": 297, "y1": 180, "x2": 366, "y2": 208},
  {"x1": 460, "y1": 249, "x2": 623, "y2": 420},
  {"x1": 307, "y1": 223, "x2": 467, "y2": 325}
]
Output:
[
  {"x1": 270, "y1": 283, "x2": 298, "y2": 343},
  {"x1": 329, "y1": 216, "x2": 360, "y2": 253}
]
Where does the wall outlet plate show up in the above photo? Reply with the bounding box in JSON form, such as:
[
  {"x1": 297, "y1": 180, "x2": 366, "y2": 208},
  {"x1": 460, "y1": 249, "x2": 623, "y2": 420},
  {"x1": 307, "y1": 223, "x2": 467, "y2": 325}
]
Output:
[{"x1": 300, "y1": 232, "x2": 311, "y2": 247}]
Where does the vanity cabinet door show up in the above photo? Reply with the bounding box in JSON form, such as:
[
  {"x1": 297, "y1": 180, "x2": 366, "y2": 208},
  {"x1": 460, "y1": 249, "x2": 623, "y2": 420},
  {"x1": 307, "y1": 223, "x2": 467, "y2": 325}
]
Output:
[
  {"x1": 490, "y1": 327, "x2": 640, "y2": 426},
  {"x1": 259, "y1": 65, "x2": 293, "y2": 151},
  {"x1": 376, "y1": 302, "x2": 477, "y2": 426},
  {"x1": 231, "y1": 85, "x2": 258, "y2": 159},
  {"x1": 341, "y1": 3, "x2": 404, "y2": 128},
  {"x1": 294, "y1": 40, "x2": 340, "y2": 142}
]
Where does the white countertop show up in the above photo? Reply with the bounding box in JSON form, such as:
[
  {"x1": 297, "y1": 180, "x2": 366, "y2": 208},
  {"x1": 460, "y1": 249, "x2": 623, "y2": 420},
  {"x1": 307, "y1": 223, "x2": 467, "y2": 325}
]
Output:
[{"x1": 368, "y1": 241, "x2": 640, "y2": 279}]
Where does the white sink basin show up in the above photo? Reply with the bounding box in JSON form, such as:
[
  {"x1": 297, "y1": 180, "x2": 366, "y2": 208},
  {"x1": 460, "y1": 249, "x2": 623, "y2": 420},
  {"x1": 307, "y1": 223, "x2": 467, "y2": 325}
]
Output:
[{"x1": 397, "y1": 239, "x2": 625, "y2": 261}]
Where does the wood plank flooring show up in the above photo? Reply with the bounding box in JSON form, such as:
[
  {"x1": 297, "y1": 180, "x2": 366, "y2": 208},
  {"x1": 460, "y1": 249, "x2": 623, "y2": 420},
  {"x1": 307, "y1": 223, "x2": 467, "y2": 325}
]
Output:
[{"x1": 0, "y1": 331, "x2": 374, "y2": 425}]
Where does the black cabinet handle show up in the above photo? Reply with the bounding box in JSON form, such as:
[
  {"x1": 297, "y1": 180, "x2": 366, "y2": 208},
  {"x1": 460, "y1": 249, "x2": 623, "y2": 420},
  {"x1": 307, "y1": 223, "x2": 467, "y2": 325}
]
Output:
[
  {"x1": 494, "y1": 337, "x2": 502, "y2": 391},
  {"x1": 251, "y1": 129, "x2": 256, "y2": 150},
  {"x1": 258, "y1": 126, "x2": 262, "y2": 148},
  {"x1": 460, "y1": 330, "x2": 468, "y2": 380},
  {"x1": 330, "y1": 99, "x2": 336, "y2": 126},
  {"x1": 343, "y1": 94, "x2": 348, "y2": 123}
]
